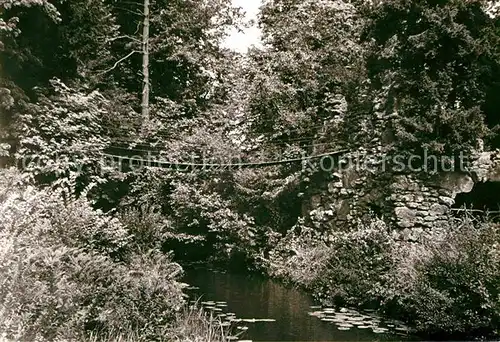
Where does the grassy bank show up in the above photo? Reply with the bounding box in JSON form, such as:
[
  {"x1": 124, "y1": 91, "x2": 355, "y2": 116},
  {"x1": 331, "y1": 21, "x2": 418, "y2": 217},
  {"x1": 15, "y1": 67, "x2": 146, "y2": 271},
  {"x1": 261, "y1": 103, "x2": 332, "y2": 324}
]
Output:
[
  {"x1": 265, "y1": 216, "x2": 500, "y2": 339},
  {"x1": 0, "y1": 168, "x2": 227, "y2": 342}
]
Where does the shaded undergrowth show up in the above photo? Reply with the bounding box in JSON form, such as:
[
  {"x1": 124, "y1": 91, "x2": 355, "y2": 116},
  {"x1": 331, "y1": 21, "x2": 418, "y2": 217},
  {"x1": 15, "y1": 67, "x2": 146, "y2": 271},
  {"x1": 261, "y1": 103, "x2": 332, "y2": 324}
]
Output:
[
  {"x1": 0, "y1": 168, "x2": 227, "y2": 342},
  {"x1": 265, "y1": 214, "x2": 500, "y2": 339}
]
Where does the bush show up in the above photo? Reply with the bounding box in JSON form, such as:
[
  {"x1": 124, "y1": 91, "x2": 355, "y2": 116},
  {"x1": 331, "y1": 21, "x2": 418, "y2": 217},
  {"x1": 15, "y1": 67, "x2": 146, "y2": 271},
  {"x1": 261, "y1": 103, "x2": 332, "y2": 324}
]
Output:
[
  {"x1": 396, "y1": 219, "x2": 500, "y2": 336},
  {"x1": 119, "y1": 205, "x2": 170, "y2": 250},
  {"x1": 0, "y1": 168, "x2": 186, "y2": 341},
  {"x1": 266, "y1": 222, "x2": 331, "y2": 288},
  {"x1": 15, "y1": 79, "x2": 111, "y2": 192},
  {"x1": 267, "y1": 213, "x2": 500, "y2": 337},
  {"x1": 266, "y1": 216, "x2": 397, "y2": 306},
  {"x1": 314, "y1": 218, "x2": 396, "y2": 307}
]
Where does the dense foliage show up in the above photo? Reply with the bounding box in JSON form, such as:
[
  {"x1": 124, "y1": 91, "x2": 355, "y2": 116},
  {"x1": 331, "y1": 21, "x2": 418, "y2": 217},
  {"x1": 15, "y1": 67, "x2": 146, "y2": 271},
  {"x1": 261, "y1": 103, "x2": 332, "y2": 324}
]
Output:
[
  {"x1": 0, "y1": 168, "x2": 187, "y2": 341},
  {"x1": 267, "y1": 215, "x2": 500, "y2": 337},
  {"x1": 2, "y1": 0, "x2": 500, "y2": 340},
  {"x1": 364, "y1": 0, "x2": 500, "y2": 154}
]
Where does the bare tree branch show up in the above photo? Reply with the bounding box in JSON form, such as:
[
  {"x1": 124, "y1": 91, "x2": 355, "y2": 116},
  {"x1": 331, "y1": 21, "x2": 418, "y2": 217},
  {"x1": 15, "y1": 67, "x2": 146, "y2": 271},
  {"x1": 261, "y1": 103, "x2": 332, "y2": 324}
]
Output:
[
  {"x1": 97, "y1": 50, "x2": 139, "y2": 75},
  {"x1": 133, "y1": 20, "x2": 142, "y2": 35},
  {"x1": 105, "y1": 35, "x2": 141, "y2": 44},
  {"x1": 113, "y1": 6, "x2": 143, "y2": 16}
]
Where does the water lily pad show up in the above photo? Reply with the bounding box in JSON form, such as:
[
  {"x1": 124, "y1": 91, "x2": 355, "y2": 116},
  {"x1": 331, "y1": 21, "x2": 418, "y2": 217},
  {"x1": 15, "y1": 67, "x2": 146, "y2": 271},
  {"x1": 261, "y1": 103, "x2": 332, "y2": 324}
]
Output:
[
  {"x1": 357, "y1": 325, "x2": 371, "y2": 329},
  {"x1": 337, "y1": 323, "x2": 354, "y2": 328},
  {"x1": 308, "y1": 311, "x2": 324, "y2": 317},
  {"x1": 350, "y1": 321, "x2": 367, "y2": 326},
  {"x1": 310, "y1": 305, "x2": 322, "y2": 309},
  {"x1": 321, "y1": 318, "x2": 337, "y2": 322},
  {"x1": 242, "y1": 318, "x2": 256, "y2": 323},
  {"x1": 337, "y1": 326, "x2": 351, "y2": 331},
  {"x1": 372, "y1": 327, "x2": 389, "y2": 333}
]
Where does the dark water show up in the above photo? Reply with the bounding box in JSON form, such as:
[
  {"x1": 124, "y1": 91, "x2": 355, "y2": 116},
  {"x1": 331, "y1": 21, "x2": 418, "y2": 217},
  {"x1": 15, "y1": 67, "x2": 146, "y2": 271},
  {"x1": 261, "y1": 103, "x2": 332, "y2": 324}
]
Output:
[{"x1": 183, "y1": 268, "x2": 414, "y2": 342}]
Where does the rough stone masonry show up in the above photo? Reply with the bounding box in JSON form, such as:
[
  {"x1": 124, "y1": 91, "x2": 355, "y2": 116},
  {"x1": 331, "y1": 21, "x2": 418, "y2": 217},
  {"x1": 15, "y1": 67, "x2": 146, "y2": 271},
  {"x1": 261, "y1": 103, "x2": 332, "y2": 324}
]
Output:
[{"x1": 302, "y1": 148, "x2": 500, "y2": 242}]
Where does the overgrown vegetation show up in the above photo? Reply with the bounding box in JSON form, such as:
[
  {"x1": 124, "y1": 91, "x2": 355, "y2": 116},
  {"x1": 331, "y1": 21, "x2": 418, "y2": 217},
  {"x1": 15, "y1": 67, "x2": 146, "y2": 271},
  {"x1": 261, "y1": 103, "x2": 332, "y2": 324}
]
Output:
[
  {"x1": 266, "y1": 214, "x2": 500, "y2": 338},
  {"x1": 0, "y1": 168, "x2": 229, "y2": 341},
  {"x1": 2, "y1": 0, "x2": 500, "y2": 340}
]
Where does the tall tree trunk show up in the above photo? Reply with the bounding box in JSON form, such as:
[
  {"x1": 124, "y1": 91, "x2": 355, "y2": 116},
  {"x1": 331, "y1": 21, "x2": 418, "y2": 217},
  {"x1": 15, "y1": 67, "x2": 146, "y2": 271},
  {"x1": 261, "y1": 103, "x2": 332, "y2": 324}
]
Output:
[{"x1": 141, "y1": 0, "x2": 150, "y2": 134}]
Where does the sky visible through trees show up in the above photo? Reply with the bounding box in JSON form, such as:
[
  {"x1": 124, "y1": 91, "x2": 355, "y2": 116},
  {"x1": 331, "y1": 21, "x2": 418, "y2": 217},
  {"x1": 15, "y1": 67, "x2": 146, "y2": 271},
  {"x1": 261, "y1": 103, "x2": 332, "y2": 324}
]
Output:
[
  {"x1": 223, "y1": 0, "x2": 262, "y2": 52},
  {"x1": 2, "y1": 1, "x2": 500, "y2": 341}
]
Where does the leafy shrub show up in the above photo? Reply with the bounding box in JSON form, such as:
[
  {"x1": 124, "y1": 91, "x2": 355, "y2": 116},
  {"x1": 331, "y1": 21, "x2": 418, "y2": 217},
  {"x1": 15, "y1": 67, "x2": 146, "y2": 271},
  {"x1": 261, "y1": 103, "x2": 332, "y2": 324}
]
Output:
[
  {"x1": 0, "y1": 169, "x2": 131, "y2": 259},
  {"x1": 119, "y1": 205, "x2": 170, "y2": 251},
  {"x1": 267, "y1": 217, "x2": 396, "y2": 307},
  {"x1": 313, "y1": 218, "x2": 396, "y2": 307},
  {"x1": 167, "y1": 176, "x2": 262, "y2": 263},
  {"x1": 268, "y1": 211, "x2": 500, "y2": 337},
  {"x1": 15, "y1": 78, "x2": 111, "y2": 195},
  {"x1": 0, "y1": 168, "x2": 186, "y2": 341},
  {"x1": 266, "y1": 221, "x2": 331, "y2": 288},
  {"x1": 166, "y1": 305, "x2": 229, "y2": 342},
  {"x1": 395, "y1": 219, "x2": 500, "y2": 336}
]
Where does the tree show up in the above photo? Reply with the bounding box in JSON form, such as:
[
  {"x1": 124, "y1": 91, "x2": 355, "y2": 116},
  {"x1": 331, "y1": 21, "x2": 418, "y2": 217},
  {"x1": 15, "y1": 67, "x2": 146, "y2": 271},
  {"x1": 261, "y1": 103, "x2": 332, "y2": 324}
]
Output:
[
  {"x1": 363, "y1": 0, "x2": 500, "y2": 155},
  {"x1": 248, "y1": 0, "x2": 368, "y2": 153},
  {"x1": 102, "y1": 0, "x2": 244, "y2": 127},
  {"x1": 141, "y1": 0, "x2": 150, "y2": 131},
  {"x1": 1, "y1": 0, "x2": 120, "y2": 166}
]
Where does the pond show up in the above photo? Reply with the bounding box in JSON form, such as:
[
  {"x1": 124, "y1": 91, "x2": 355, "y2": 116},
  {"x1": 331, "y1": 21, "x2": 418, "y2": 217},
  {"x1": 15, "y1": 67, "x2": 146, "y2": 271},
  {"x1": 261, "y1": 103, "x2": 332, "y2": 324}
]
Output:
[{"x1": 182, "y1": 267, "x2": 415, "y2": 342}]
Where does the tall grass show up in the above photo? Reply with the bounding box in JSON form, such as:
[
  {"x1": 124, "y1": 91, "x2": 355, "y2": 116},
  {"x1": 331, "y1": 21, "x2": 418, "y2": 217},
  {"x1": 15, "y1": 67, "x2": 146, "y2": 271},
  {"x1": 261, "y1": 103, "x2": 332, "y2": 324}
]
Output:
[
  {"x1": 167, "y1": 304, "x2": 230, "y2": 342},
  {"x1": 84, "y1": 305, "x2": 229, "y2": 342}
]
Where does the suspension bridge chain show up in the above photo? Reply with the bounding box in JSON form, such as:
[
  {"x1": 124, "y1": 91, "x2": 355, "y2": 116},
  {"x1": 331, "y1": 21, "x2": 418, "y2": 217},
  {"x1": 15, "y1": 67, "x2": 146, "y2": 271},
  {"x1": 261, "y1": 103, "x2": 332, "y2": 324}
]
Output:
[{"x1": 102, "y1": 143, "x2": 349, "y2": 171}]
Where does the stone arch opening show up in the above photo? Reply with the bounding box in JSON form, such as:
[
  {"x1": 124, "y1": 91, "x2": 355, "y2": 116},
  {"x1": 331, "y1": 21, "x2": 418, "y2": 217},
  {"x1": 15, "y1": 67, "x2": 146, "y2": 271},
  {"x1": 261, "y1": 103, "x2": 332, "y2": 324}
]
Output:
[{"x1": 453, "y1": 181, "x2": 500, "y2": 211}]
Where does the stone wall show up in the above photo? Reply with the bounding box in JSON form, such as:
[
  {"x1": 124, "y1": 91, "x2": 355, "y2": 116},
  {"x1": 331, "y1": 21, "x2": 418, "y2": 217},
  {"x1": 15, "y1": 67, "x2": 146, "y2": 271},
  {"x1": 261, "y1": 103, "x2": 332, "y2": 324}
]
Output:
[
  {"x1": 302, "y1": 148, "x2": 500, "y2": 241},
  {"x1": 301, "y1": 92, "x2": 500, "y2": 239}
]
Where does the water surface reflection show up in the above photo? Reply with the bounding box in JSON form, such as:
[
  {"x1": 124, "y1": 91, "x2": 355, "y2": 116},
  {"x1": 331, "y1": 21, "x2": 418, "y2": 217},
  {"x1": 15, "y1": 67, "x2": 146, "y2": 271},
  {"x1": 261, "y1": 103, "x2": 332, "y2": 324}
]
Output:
[{"x1": 183, "y1": 267, "x2": 413, "y2": 341}]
